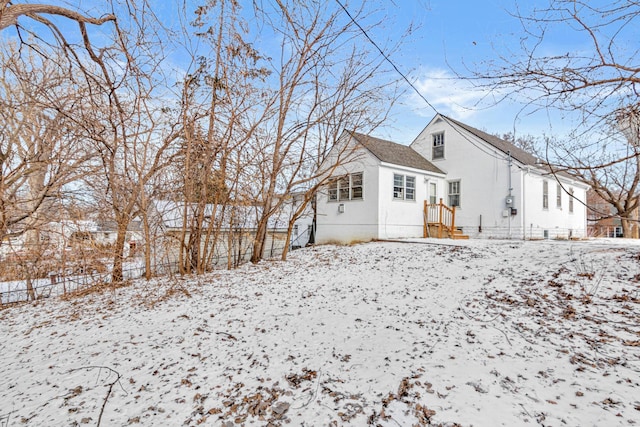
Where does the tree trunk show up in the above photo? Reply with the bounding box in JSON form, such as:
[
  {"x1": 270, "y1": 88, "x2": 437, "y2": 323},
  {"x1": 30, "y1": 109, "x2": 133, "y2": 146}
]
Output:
[
  {"x1": 621, "y1": 217, "x2": 634, "y2": 238},
  {"x1": 251, "y1": 218, "x2": 268, "y2": 263},
  {"x1": 142, "y1": 210, "x2": 152, "y2": 280},
  {"x1": 188, "y1": 226, "x2": 201, "y2": 274},
  {"x1": 281, "y1": 220, "x2": 295, "y2": 261},
  {"x1": 25, "y1": 275, "x2": 36, "y2": 301},
  {"x1": 111, "y1": 220, "x2": 128, "y2": 283}
]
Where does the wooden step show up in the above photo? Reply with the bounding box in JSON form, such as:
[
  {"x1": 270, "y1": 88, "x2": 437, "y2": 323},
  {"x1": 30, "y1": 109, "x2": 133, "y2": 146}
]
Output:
[
  {"x1": 450, "y1": 233, "x2": 469, "y2": 240},
  {"x1": 450, "y1": 230, "x2": 469, "y2": 240}
]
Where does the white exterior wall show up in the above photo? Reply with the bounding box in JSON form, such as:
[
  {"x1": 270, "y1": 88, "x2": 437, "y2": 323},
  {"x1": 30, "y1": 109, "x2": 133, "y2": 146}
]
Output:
[
  {"x1": 412, "y1": 119, "x2": 520, "y2": 238},
  {"x1": 376, "y1": 163, "x2": 443, "y2": 239},
  {"x1": 412, "y1": 117, "x2": 588, "y2": 239},
  {"x1": 315, "y1": 145, "x2": 380, "y2": 244},
  {"x1": 521, "y1": 171, "x2": 588, "y2": 239},
  {"x1": 316, "y1": 135, "x2": 446, "y2": 244}
]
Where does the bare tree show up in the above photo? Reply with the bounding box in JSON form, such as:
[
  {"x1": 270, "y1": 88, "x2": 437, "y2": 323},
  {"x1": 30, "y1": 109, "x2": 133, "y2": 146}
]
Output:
[
  {"x1": 494, "y1": 132, "x2": 541, "y2": 155},
  {"x1": 0, "y1": 44, "x2": 90, "y2": 247},
  {"x1": 546, "y1": 105, "x2": 640, "y2": 237},
  {"x1": 1, "y1": 1, "x2": 118, "y2": 86},
  {"x1": 169, "y1": 0, "x2": 272, "y2": 274},
  {"x1": 68, "y1": 2, "x2": 179, "y2": 283},
  {"x1": 471, "y1": 0, "x2": 640, "y2": 237},
  {"x1": 0, "y1": 2, "x2": 115, "y2": 31},
  {"x1": 247, "y1": 0, "x2": 403, "y2": 262}
]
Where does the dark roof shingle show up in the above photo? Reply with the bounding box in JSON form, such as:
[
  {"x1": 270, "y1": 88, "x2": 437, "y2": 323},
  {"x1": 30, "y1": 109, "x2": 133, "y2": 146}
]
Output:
[
  {"x1": 349, "y1": 131, "x2": 444, "y2": 174},
  {"x1": 442, "y1": 116, "x2": 539, "y2": 166}
]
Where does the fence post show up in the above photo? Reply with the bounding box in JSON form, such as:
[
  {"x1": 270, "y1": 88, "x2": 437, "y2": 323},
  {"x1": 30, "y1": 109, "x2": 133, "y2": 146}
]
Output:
[
  {"x1": 438, "y1": 198, "x2": 444, "y2": 238},
  {"x1": 423, "y1": 200, "x2": 427, "y2": 238},
  {"x1": 451, "y1": 206, "x2": 456, "y2": 234}
]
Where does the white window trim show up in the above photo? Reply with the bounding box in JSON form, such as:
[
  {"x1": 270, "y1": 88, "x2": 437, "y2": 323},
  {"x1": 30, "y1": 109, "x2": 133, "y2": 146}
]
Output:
[
  {"x1": 327, "y1": 172, "x2": 364, "y2": 202},
  {"x1": 429, "y1": 182, "x2": 438, "y2": 205},
  {"x1": 543, "y1": 180, "x2": 549, "y2": 210},
  {"x1": 432, "y1": 132, "x2": 445, "y2": 160},
  {"x1": 556, "y1": 183, "x2": 562, "y2": 209},
  {"x1": 393, "y1": 173, "x2": 416, "y2": 201},
  {"x1": 448, "y1": 179, "x2": 461, "y2": 208},
  {"x1": 569, "y1": 188, "x2": 574, "y2": 213}
]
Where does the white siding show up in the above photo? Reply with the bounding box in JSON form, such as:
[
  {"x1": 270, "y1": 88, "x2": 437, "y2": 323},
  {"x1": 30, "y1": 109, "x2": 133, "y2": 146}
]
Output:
[
  {"x1": 376, "y1": 164, "x2": 441, "y2": 239},
  {"x1": 316, "y1": 140, "x2": 380, "y2": 244},
  {"x1": 411, "y1": 116, "x2": 588, "y2": 239},
  {"x1": 522, "y1": 171, "x2": 588, "y2": 239},
  {"x1": 316, "y1": 135, "x2": 445, "y2": 244}
]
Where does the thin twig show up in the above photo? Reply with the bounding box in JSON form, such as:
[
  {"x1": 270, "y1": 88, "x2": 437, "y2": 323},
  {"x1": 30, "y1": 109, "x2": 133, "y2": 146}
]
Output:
[
  {"x1": 493, "y1": 326, "x2": 513, "y2": 346},
  {"x1": 294, "y1": 370, "x2": 322, "y2": 409},
  {"x1": 216, "y1": 331, "x2": 237, "y2": 340},
  {"x1": 69, "y1": 366, "x2": 125, "y2": 427}
]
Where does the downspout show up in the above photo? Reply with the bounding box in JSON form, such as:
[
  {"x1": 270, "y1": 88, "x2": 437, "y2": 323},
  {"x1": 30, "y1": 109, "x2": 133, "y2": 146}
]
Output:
[{"x1": 508, "y1": 151, "x2": 512, "y2": 239}]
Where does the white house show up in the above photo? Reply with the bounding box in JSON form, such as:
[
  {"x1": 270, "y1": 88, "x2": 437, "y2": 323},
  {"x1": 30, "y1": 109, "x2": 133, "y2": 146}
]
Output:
[
  {"x1": 316, "y1": 115, "x2": 588, "y2": 243},
  {"x1": 411, "y1": 114, "x2": 588, "y2": 239},
  {"x1": 316, "y1": 130, "x2": 446, "y2": 244}
]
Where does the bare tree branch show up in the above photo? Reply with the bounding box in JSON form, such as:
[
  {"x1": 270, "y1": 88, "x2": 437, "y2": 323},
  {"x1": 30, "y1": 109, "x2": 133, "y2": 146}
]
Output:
[{"x1": 0, "y1": 3, "x2": 115, "y2": 30}]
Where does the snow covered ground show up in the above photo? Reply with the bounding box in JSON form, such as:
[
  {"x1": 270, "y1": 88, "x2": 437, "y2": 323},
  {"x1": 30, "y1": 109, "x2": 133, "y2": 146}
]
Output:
[{"x1": 1, "y1": 239, "x2": 639, "y2": 426}]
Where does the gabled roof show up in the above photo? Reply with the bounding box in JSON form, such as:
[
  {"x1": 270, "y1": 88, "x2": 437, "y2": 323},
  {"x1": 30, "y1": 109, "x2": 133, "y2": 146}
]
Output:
[
  {"x1": 439, "y1": 115, "x2": 587, "y2": 183},
  {"x1": 440, "y1": 115, "x2": 540, "y2": 167},
  {"x1": 349, "y1": 131, "x2": 444, "y2": 174}
]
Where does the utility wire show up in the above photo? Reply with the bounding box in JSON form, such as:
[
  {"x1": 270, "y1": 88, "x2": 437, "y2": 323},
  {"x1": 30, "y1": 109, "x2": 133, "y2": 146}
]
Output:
[
  {"x1": 336, "y1": 1, "x2": 631, "y2": 230},
  {"x1": 334, "y1": 0, "x2": 438, "y2": 116},
  {"x1": 334, "y1": 0, "x2": 511, "y2": 161}
]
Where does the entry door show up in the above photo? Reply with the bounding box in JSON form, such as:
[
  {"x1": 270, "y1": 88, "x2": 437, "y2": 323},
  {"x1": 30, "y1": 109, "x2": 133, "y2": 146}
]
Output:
[{"x1": 429, "y1": 182, "x2": 437, "y2": 205}]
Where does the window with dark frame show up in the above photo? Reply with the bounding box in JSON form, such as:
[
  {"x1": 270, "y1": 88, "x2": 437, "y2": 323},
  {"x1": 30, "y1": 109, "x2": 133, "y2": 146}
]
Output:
[
  {"x1": 432, "y1": 132, "x2": 445, "y2": 159},
  {"x1": 448, "y1": 180, "x2": 460, "y2": 207},
  {"x1": 327, "y1": 172, "x2": 363, "y2": 202}
]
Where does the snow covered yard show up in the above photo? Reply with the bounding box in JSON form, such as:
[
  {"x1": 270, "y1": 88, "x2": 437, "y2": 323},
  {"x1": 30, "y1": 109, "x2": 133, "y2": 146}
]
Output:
[{"x1": 1, "y1": 239, "x2": 639, "y2": 426}]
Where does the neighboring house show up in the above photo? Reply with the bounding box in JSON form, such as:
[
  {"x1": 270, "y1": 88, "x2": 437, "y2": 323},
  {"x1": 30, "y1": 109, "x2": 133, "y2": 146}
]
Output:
[
  {"x1": 286, "y1": 192, "x2": 315, "y2": 249},
  {"x1": 316, "y1": 114, "x2": 589, "y2": 243},
  {"x1": 586, "y1": 190, "x2": 639, "y2": 238},
  {"x1": 316, "y1": 130, "x2": 446, "y2": 244},
  {"x1": 151, "y1": 198, "x2": 313, "y2": 265},
  {"x1": 0, "y1": 220, "x2": 142, "y2": 259}
]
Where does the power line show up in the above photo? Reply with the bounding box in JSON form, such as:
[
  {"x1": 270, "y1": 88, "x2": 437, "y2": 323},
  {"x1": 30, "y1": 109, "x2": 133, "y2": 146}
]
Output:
[
  {"x1": 335, "y1": 2, "x2": 633, "y2": 233},
  {"x1": 334, "y1": 0, "x2": 511, "y2": 162},
  {"x1": 333, "y1": 0, "x2": 438, "y2": 116}
]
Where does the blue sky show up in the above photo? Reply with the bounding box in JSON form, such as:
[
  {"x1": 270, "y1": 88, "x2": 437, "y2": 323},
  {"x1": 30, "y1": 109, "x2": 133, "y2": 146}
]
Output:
[
  {"x1": 360, "y1": 0, "x2": 584, "y2": 144},
  {"x1": 3, "y1": 0, "x2": 624, "y2": 145}
]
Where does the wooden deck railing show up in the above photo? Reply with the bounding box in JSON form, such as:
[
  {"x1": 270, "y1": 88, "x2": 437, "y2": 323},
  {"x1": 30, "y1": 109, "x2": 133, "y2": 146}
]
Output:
[{"x1": 423, "y1": 198, "x2": 456, "y2": 238}]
